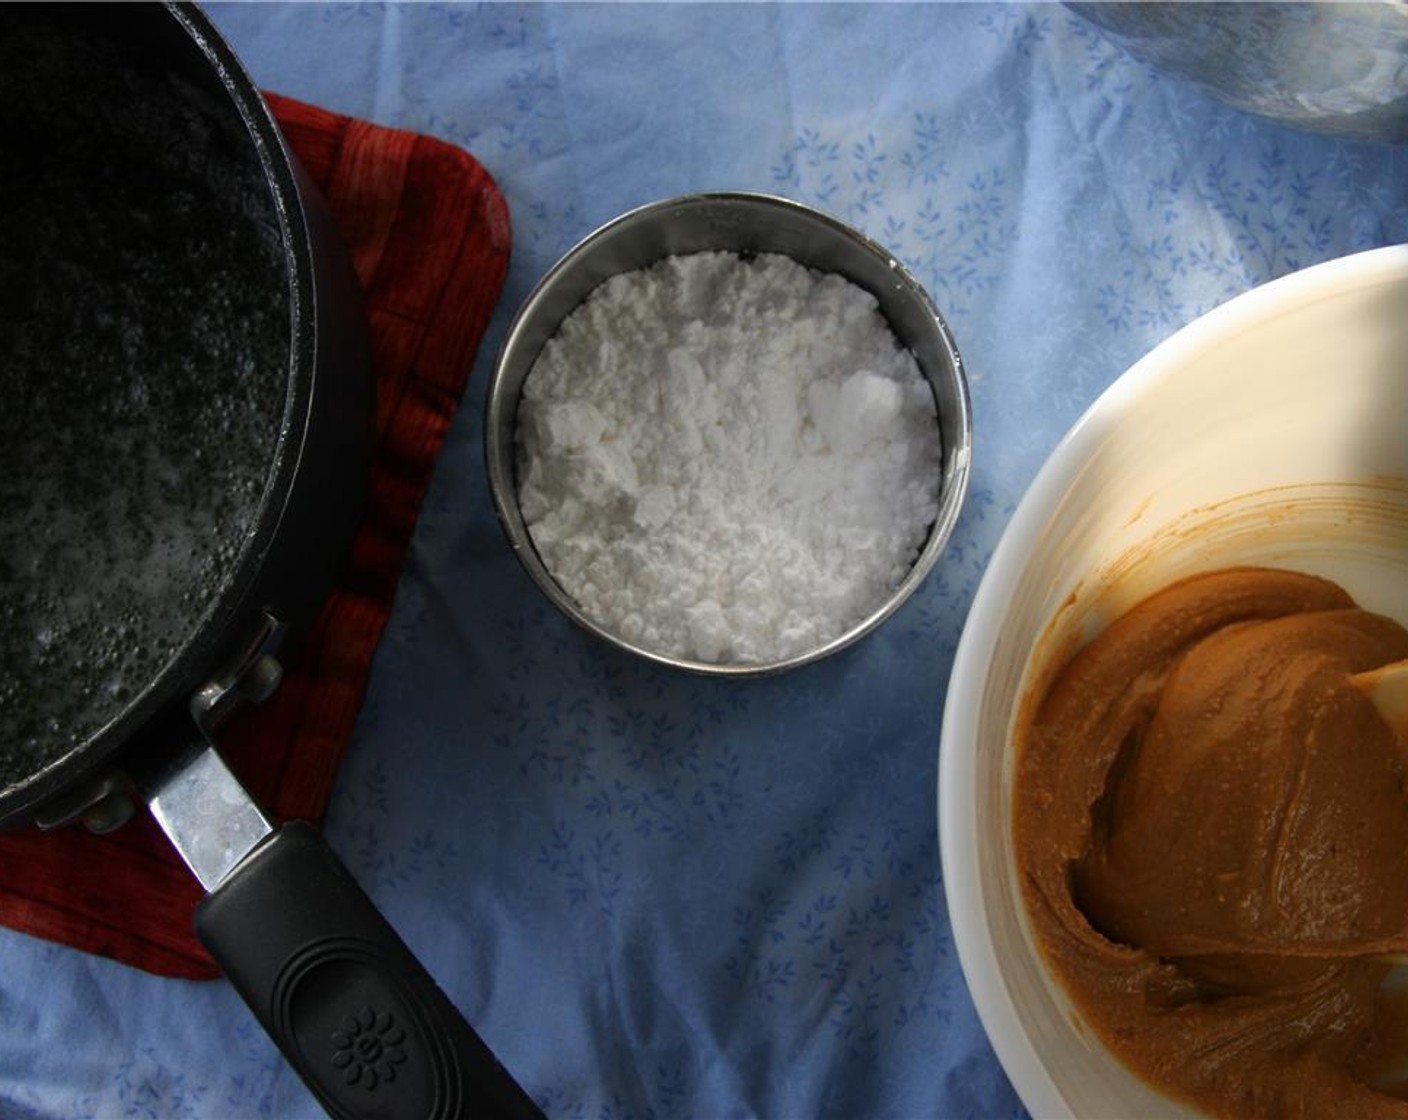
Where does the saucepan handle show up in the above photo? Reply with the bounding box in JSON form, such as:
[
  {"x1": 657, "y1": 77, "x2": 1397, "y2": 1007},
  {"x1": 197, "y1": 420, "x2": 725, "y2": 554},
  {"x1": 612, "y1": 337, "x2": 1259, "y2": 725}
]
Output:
[{"x1": 195, "y1": 822, "x2": 544, "y2": 1120}]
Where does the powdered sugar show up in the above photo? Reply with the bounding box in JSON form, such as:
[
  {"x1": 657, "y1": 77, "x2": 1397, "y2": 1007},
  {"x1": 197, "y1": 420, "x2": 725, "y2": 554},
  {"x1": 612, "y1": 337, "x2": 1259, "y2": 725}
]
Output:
[{"x1": 515, "y1": 250, "x2": 942, "y2": 665}]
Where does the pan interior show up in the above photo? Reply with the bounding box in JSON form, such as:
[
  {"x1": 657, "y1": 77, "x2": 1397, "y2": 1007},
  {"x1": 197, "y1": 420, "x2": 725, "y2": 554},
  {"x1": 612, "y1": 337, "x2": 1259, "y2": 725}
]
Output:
[{"x1": 0, "y1": 9, "x2": 291, "y2": 789}]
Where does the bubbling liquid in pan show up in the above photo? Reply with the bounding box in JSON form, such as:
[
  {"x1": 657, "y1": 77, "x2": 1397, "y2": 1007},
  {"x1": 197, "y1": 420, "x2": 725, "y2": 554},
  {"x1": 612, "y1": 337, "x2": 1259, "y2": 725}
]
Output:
[{"x1": 0, "y1": 10, "x2": 289, "y2": 785}]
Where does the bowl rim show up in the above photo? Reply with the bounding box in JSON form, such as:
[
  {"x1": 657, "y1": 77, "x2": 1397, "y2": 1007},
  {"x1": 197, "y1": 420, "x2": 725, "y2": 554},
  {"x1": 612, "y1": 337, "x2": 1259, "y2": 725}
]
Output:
[
  {"x1": 937, "y1": 242, "x2": 1408, "y2": 1117},
  {"x1": 484, "y1": 189, "x2": 972, "y2": 677}
]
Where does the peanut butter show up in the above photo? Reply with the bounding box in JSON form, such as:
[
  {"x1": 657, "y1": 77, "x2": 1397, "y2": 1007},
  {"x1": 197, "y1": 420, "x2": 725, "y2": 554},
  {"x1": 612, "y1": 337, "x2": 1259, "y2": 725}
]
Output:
[{"x1": 1016, "y1": 567, "x2": 1408, "y2": 1118}]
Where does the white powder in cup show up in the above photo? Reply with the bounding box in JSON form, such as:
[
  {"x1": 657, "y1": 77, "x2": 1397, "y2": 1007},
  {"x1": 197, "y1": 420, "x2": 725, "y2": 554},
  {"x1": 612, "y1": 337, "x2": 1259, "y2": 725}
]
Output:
[{"x1": 515, "y1": 250, "x2": 943, "y2": 665}]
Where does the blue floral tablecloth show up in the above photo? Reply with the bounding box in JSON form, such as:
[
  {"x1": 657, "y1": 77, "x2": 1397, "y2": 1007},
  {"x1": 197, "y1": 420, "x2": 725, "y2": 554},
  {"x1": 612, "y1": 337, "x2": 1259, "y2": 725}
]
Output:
[{"x1": 2, "y1": 5, "x2": 1405, "y2": 1119}]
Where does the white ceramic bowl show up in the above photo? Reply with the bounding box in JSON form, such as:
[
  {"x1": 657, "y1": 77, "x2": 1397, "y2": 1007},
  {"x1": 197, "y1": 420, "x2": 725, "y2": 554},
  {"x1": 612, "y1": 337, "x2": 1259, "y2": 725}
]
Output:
[{"x1": 939, "y1": 244, "x2": 1408, "y2": 1118}]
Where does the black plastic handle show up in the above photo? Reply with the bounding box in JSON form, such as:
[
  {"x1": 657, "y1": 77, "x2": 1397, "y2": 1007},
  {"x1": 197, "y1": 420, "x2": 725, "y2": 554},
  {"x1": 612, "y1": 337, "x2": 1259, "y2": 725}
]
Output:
[{"x1": 195, "y1": 822, "x2": 545, "y2": 1120}]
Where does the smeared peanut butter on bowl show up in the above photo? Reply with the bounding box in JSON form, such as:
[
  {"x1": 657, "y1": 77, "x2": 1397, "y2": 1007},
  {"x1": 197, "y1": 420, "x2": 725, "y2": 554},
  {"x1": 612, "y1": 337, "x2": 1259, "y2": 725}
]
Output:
[{"x1": 1015, "y1": 566, "x2": 1408, "y2": 1118}]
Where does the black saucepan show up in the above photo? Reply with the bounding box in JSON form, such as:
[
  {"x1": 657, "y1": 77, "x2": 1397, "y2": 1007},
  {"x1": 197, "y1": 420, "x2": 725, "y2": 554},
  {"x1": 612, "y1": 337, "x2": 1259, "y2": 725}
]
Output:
[{"x1": 0, "y1": 5, "x2": 539, "y2": 1118}]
